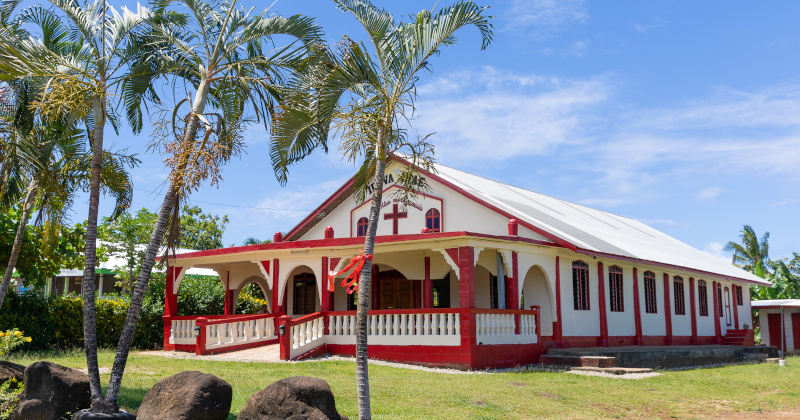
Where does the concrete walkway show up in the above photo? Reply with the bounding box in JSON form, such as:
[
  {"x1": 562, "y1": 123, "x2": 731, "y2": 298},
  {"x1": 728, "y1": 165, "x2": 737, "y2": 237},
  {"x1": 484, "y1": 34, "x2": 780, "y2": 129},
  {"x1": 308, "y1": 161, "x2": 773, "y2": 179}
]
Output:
[{"x1": 136, "y1": 343, "x2": 281, "y2": 363}]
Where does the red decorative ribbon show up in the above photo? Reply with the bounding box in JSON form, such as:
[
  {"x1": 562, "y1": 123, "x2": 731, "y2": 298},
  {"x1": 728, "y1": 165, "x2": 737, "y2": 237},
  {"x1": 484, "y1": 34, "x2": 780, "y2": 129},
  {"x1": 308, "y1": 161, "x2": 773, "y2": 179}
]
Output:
[{"x1": 328, "y1": 250, "x2": 373, "y2": 294}]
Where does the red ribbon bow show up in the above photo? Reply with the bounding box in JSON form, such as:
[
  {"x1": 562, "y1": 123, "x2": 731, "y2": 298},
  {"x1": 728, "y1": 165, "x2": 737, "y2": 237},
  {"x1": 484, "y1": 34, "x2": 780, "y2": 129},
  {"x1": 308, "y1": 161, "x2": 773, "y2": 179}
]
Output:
[{"x1": 328, "y1": 250, "x2": 373, "y2": 294}]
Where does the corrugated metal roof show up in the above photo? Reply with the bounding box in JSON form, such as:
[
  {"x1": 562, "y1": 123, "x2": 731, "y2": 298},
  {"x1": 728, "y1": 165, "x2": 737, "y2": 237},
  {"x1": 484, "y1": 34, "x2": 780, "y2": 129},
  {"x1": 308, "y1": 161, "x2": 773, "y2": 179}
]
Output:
[
  {"x1": 432, "y1": 163, "x2": 769, "y2": 285},
  {"x1": 751, "y1": 299, "x2": 800, "y2": 308}
]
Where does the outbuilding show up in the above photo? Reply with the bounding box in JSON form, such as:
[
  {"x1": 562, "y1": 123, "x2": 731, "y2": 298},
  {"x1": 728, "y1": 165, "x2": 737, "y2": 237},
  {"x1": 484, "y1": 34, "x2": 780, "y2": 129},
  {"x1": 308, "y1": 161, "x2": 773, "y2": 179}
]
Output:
[{"x1": 751, "y1": 299, "x2": 800, "y2": 355}]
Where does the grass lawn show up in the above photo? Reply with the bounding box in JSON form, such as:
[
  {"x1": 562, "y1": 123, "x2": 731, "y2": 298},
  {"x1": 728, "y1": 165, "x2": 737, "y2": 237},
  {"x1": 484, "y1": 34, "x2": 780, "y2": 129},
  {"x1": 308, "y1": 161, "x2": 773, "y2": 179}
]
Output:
[{"x1": 2, "y1": 350, "x2": 799, "y2": 419}]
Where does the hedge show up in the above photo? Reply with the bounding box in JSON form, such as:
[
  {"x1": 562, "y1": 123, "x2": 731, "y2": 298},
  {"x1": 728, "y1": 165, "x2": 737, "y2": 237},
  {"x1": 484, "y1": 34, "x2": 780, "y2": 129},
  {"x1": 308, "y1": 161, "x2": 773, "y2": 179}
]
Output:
[{"x1": 0, "y1": 275, "x2": 268, "y2": 351}]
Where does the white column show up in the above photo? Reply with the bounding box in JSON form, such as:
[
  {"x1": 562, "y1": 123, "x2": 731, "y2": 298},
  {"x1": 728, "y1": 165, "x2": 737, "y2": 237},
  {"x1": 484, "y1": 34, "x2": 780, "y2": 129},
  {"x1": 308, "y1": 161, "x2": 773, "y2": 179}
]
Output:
[
  {"x1": 64, "y1": 277, "x2": 69, "y2": 295},
  {"x1": 98, "y1": 274, "x2": 104, "y2": 296}
]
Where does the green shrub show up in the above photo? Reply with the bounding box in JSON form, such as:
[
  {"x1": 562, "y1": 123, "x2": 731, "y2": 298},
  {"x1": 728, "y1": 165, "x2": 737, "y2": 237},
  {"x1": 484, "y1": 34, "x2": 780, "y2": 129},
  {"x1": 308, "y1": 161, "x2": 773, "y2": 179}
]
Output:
[{"x1": 0, "y1": 378, "x2": 22, "y2": 420}]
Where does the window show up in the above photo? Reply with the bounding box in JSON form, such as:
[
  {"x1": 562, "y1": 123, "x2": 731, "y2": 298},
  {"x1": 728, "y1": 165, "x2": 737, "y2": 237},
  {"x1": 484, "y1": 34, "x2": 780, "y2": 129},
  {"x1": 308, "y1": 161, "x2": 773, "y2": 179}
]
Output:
[
  {"x1": 572, "y1": 261, "x2": 590, "y2": 310},
  {"x1": 425, "y1": 209, "x2": 441, "y2": 232},
  {"x1": 698, "y1": 280, "x2": 708, "y2": 316},
  {"x1": 644, "y1": 271, "x2": 657, "y2": 314},
  {"x1": 673, "y1": 276, "x2": 685, "y2": 315},
  {"x1": 609, "y1": 266, "x2": 624, "y2": 312},
  {"x1": 292, "y1": 273, "x2": 317, "y2": 315},
  {"x1": 432, "y1": 274, "x2": 451, "y2": 308},
  {"x1": 736, "y1": 285, "x2": 744, "y2": 306},
  {"x1": 356, "y1": 217, "x2": 368, "y2": 237},
  {"x1": 489, "y1": 275, "x2": 500, "y2": 309},
  {"x1": 717, "y1": 283, "x2": 723, "y2": 317}
]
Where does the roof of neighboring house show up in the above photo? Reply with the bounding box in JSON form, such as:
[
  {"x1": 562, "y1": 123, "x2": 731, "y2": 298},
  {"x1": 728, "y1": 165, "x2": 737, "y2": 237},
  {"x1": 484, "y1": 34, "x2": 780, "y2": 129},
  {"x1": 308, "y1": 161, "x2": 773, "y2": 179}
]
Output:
[{"x1": 751, "y1": 299, "x2": 800, "y2": 308}]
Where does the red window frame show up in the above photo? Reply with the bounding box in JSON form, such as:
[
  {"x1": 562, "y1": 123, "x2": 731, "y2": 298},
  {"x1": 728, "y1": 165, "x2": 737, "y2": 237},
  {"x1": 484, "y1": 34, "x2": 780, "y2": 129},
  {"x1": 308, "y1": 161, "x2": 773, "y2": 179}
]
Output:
[
  {"x1": 608, "y1": 265, "x2": 624, "y2": 312},
  {"x1": 356, "y1": 217, "x2": 369, "y2": 237},
  {"x1": 698, "y1": 280, "x2": 708, "y2": 316},
  {"x1": 643, "y1": 271, "x2": 657, "y2": 314},
  {"x1": 736, "y1": 285, "x2": 744, "y2": 306},
  {"x1": 673, "y1": 276, "x2": 685, "y2": 315},
  {"x1": 717, "y1": 283, "x2": 723, "y2": 317},
  {"x1": 425, "y1": 208, "x2": 441, "y2": 232},
  {"x1": 572, "y1": 261, "x2": 590, "y2": 311}
]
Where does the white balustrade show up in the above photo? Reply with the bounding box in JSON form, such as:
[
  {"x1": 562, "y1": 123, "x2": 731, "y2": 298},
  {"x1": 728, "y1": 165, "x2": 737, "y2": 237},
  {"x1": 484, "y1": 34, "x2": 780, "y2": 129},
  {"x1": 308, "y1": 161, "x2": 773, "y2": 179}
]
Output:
[
  {"x1": 169, "y1": 319, "x2": 197, "y2": 345},
  {"x1": 475, "y1": 312, "x2": 537, "y2": 345},
  {"x1": 204, "y1": 316, "x2": 277, "y2": 351},
  {"x1": 326, "y1": 312, "x2": 461, "y2": 346},
  {"x1": 288, "y1": 316, "x2": 326, "y2": 359}
]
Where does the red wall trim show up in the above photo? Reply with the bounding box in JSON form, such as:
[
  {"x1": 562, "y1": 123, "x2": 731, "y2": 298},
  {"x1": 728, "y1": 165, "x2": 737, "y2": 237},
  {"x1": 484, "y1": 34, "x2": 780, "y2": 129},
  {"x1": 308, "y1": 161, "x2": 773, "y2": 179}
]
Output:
[
  {"x1": 272, "y1": 259, "x2": 281, "y2": 314},
  {"x1": 689, "y1": 277, "x2": 698, "y2": 345},
  {"x1": 321, "y1": 257, "x2": 331, "y2": 311},
  {"x1": 712, "y1": 281, "x2": 722, "y2": 344},
  {"x1": 509, "y1": 251, "x2": 519, "y2": 310},
  {"x1": 732, "y1": 285, "x2": 740, "y2": 329},
  {"x1": 554, "y1": 256, "x2": 563, "y2": 346},
  {"x1": 663, "y1": 273, "x2": 673, "y2": 345},
  {"x1": 632, "y1": 268, "x2": 643, "y2": 346},
  {"x1": 597, "y1": 262, "x2": 609, "y2": 347}
]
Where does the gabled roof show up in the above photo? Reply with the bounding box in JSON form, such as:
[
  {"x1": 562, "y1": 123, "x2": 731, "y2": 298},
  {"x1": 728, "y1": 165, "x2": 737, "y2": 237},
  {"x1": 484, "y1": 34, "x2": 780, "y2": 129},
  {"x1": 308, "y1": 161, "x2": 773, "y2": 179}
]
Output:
[{"x1": 286, "y1": 157, "x2": 769, "y2": 285}]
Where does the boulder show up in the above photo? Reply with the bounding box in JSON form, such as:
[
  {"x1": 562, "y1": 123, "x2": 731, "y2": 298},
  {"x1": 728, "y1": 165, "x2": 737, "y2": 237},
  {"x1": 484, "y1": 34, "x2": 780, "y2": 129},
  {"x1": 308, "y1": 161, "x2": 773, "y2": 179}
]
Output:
[
  {"x1": 0, "y1": 361, "x2": 25, "y2": 390},
  {"x1": 137, "y1": 371, "x2": 232, "y2": 420},
  {"x1": 9, "y1": 361, "x2": 91, "y2": 420},
  {"x1": 237, "y1": 376, "x2": 348, "y2": 420}
]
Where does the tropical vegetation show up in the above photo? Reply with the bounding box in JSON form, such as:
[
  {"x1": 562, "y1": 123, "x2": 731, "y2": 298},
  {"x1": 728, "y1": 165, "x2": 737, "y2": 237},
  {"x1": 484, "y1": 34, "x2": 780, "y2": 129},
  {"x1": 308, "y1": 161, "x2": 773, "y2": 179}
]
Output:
[{"x1": 726, "y1": 225, "x2": 800, "y2": 300}]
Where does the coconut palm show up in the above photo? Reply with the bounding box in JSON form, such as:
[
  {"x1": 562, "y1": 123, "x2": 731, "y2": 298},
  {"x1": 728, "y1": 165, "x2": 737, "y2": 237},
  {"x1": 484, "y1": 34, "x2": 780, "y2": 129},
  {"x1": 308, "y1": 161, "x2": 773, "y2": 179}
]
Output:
[
  {"x1": 270, "y1": 1, "x2": 492, "y2": 417},
  {"x1": 0, "y1": 117, "x2": 136, "y2": 310},
  {"x1": 99, "y1": 0, "x2": 324, "y2": 409},
  {"x1": 724, "y1": 225, "x2": 770, "y2": 275},
  {"x1": 0, "y1": 0, "x2": 153, "y2": 411}
]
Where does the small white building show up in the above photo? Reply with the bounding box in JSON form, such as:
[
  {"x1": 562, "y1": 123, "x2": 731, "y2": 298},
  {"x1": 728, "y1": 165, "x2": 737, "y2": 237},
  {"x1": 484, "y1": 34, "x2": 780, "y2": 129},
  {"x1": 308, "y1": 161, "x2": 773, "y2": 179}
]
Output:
[{"x1": 751, "y1": 299, "x2": 800, "y2": 355}]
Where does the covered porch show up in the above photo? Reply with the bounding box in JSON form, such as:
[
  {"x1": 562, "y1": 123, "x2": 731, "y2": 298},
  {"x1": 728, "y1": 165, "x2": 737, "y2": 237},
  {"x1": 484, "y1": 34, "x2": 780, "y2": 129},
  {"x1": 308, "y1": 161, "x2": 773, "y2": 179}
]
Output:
[{"x1": 161, "y1": 231, "x2": 551, "y2": 369}]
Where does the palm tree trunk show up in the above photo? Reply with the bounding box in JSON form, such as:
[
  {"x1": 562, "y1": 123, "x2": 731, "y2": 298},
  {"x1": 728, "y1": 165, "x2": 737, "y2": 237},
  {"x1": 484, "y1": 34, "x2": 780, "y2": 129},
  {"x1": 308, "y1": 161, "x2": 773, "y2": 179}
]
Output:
[
  {"x1": 103, "y1": 81, "x2": 209, "y2": 408},
  {"x1": 0, "y1": 178, "x2": 36, "y2": 308},
  {"x1": 84, "y1": 92, "x2": 107, "y2": 410},
  {"x1": 355, "y1": 125, "x2": 388, "y2": 420}
]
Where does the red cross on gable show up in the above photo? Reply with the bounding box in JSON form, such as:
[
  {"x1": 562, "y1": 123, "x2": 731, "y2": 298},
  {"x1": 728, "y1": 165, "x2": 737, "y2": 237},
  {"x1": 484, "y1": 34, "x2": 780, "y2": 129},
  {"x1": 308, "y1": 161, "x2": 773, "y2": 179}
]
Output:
[{"x1": 383, "y1": 203, "x2": 407, "y2": 235}]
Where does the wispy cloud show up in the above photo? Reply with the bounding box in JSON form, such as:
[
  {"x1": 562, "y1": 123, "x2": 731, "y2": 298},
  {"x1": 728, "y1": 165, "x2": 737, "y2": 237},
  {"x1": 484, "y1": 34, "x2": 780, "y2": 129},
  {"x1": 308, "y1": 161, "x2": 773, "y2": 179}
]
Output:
[
  {"x1": 701, "y1": 241, "x2": 732, "y2": 265},
  {"x1": 694, "y1": 187, "x2": 726, "y2": 202},
  {"x1": 506, "y1": 0, "x2": 588, "y2": 30},
  {"x1": 414, "y1": 67, "x2": 612, "y2": 164}
]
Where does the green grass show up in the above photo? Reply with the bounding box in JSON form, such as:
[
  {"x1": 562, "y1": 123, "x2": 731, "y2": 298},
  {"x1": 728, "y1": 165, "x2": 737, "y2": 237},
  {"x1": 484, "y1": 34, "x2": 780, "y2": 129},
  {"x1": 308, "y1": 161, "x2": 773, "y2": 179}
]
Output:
[{"x1": 3, "y1": 350, "x2": 799, "y2": 419}]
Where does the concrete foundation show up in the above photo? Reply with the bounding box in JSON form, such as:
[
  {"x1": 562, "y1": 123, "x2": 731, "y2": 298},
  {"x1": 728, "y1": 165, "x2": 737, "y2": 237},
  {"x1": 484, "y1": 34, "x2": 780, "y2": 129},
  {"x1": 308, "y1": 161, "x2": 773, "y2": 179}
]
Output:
[{"x1": 544, "y1": 345, "x2": 745, "y2": 369}]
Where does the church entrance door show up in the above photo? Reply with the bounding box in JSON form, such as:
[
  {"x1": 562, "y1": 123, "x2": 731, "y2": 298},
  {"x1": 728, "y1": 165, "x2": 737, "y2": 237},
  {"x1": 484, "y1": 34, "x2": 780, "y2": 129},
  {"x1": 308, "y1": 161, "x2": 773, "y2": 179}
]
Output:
[
  {"x1": 768, "y1": 313, "x2": 784, "y2": 352},
  {"x1": 378, "y1": 270, "x2": 413, "y2": 309}
]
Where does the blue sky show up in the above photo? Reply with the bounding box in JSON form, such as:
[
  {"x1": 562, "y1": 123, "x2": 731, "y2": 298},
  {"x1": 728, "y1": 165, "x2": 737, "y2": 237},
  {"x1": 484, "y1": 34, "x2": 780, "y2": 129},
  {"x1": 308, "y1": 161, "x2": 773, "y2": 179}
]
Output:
[{"x1": 72, "y1": 0, "x2": 799, "y2": 262}]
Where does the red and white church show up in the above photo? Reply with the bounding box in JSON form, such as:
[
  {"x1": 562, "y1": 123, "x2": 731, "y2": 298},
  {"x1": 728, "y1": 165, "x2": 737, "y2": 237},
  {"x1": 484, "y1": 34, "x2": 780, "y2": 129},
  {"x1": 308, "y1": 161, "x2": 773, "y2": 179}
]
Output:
[{"x1": 162, "y1": 157, "x2": 768, "y2": 369}]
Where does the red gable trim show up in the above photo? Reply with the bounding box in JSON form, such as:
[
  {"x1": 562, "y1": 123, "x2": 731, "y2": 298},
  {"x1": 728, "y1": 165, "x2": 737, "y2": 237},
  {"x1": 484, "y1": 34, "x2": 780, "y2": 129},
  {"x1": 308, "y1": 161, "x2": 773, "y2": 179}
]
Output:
[
  {"x1": 575, "y1": 248, "x2": 770, "y2": 286},
  {"x1": 284, "y1": 177, "x2": 356, "y2": 241}
]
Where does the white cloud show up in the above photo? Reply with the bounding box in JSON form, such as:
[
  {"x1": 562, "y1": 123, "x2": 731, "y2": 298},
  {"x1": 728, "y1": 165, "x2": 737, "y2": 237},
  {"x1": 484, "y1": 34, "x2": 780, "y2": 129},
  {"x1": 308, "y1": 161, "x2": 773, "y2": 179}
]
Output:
[
  {"x1": 701, "y1": 242, "x2": 733, "y2": 265},
  {"x1": 414, "y1": 67, "x2": 611, "y2": 164},
  {"x1": 694, "y1": 187, "x2": 725, "y2": 202},
  {"x1": 507, "y1": 0, "x2": 587, "y2": 30}
]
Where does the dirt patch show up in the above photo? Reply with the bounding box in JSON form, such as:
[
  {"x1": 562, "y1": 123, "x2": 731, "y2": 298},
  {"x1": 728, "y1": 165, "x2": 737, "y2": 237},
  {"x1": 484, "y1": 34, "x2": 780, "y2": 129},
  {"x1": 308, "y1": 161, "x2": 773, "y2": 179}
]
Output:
[
  {"x1": 508, "y1": 381, "x2": 527, "y2": 387},
  {"x1": 472, "y1": 401, "x2": 486, "y2": 406},
  {"x1": 539, "y1": 392, "x2": 559, "y2": 399},
  {"x1": 713, "y1": 408, "x2": 800, "y2": 419}
]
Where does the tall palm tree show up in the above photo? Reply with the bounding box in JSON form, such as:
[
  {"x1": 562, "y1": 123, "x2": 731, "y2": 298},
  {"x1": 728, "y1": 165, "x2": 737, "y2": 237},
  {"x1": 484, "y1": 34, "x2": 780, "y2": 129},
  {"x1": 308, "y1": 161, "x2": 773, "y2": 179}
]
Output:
[
  {"x1": 270, "y1": 1, "x2": 492, "y2": 417},
  {"x1": 0, "y1": 0, "x2": 152, "y2": 411},
  {"x1": 724, "y1": 225, "x2": 770, "y2": 275},
  {"x1": 100, "y1": 0, "x2": 324, "y2": 410}
]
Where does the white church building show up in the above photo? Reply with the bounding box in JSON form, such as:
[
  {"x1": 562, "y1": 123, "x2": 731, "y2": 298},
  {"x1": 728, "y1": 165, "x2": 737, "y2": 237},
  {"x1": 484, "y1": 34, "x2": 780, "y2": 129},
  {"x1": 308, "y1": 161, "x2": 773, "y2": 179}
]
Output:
[{"x1": 162, "y1": 157, "x2": 767, "y2": 369}]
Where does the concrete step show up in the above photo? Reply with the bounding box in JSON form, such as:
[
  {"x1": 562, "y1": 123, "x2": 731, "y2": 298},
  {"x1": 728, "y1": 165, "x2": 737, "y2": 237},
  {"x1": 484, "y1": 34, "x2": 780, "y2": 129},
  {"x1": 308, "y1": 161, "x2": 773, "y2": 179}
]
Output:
[
  {"x1": 743, "y1": 353, "x2": 767, "y2": 362},
  {"x1": 540, "y1": 355, "x2": 617, "y2": 367},
  {"x1": 570, "y1": 366, "x2": 653, "y2": 375}
]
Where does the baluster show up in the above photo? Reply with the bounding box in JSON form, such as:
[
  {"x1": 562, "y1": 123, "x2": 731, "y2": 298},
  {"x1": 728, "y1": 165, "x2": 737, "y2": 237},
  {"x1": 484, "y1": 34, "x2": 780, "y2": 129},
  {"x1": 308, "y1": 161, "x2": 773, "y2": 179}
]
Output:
[
  {"x1": 476, "y1": 314, "x2": 483, "y2": 336},
  {"x1": 350, "y1": 315, "x2": 356, "y2": 335},
  {"x1": 492, "y1": 314, "x2": 499, "y2": 335},
  {"x1": 455, "y1": 314, "x2": 461, "y2": 336},
  {"x1": 333, "y1": 316, "x2": 340, "y2": 335},
  {"x1": 414, "y1": 314, "x2": 421, "y2": 336},
  {"x1": 378, "y1": 315, "x2": 385, "y2": 336},
  {"x1": 392, "y1": 314, "x2": 399, "y2": 336},
  {"x1": 431, "y1": 313, "x2": 439, "y2": 336},
  {"x1": 520, "y1": 315, "x2": 527, "y2": 335},
  {"x1": 445, "y1": 313, "x2": 453, "y2": 335},
  {"x1": 369, "y1": 315, "x2": 376, "y2": 335},
  {"x1": 316, "y1": 318, "x2": 323, "y2": 339},
  {"x1": 305, "y1": 321, "x2": 312, "y2": 343},
  {"x1": 399, "y1": 314, "x2": 407, "y2": 336},
  {"x1": 343, "y1": 316, "x2": 350, "y2": 336}
]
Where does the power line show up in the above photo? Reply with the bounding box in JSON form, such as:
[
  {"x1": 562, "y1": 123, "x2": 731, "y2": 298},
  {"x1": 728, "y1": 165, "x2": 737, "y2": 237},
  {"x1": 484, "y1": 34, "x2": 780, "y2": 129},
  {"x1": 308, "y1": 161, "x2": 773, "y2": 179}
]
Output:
[{"x1": 132, "y1": 187, "x2": 311, "y2": 212}]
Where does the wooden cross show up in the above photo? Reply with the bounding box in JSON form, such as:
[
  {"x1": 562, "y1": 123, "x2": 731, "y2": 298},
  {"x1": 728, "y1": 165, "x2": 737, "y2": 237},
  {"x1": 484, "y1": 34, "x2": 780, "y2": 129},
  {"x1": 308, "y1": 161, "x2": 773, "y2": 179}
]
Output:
[{"x1": 383, "y1": 203, "x2": 407, "y2": 235}]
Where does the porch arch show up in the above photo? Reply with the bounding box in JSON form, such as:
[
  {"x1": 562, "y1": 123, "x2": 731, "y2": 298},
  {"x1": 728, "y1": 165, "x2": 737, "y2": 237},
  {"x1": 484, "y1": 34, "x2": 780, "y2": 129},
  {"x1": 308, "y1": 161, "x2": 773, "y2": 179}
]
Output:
[
  {"x1": 232, "y1": 275, "x2": 271, "y2": 313},
  {"x1": 283, "y1": 265, "x2": 321, "y2": 316},
  {"x1": 521, "y1": 265, "x2": 555, "y2": 336}
]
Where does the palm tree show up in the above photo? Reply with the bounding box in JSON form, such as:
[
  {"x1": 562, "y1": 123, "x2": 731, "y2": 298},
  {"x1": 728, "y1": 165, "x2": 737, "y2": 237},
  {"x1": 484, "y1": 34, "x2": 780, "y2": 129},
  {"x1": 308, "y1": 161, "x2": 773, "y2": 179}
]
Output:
[
  {"x1": 724, "y1": 225, "x2": 769, "y2": 275},
  {"x1": 0, "y1": 118, "x2": 135, "y2": 310},
  {"x1": 0, "y1": 0, "x2": 152, "y2": 411},
  {"x1": 100, "y1": 0, "x2": 324, "y2": 409},
  {"x1": 270, "y1": 1, "x2": 492, "y2": 417}
]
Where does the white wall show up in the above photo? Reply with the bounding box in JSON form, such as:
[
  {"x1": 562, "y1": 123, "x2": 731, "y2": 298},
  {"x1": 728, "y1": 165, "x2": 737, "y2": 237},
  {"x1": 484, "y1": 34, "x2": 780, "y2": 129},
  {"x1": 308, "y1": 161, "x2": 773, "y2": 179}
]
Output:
[
  {"x1": 606, "y1": 265, "x2": 635, "y2": 337},
  {"x1": 559, "y1": 257, "x2": 600, "y2": 337},
  {"x1": 758, "y1": 308, "x2": 798, "y2": 354},
  {"x1": 669, "y1": 275, "x2": 692, "y2": 337}
]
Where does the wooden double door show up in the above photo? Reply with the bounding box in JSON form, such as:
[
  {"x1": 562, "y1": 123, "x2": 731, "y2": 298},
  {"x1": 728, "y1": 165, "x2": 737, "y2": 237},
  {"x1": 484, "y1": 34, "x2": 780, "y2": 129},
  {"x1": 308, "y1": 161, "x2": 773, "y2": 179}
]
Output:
[{"x1": 378, "y1": 270, "x2": 413, "y2": 310}]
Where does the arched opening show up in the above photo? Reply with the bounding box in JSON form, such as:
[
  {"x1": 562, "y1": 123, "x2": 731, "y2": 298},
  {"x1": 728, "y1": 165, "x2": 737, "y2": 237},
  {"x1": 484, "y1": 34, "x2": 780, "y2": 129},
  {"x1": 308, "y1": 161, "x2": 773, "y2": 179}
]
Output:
[
  {"x1": 233, "y1": 276, "x2": 271, "y2": 314},
  {"x1": 425, "y1": 208, "x2": 441, "y2": 232},
  {"x1": 284, "y1": 265, "x2": 320, "y2": 317},
  {"x1": 357, "y1": 217, "x2": 368, "y2": 237},
  {"x1": 475, "y1": 265, "x2": 496, "y2": 309},
  {"x1": 176, "y1": 274, "x2": 226, "y2": 316},
  {"x1": 521, "y1": 265, "x2": 555, "y2": 336}
]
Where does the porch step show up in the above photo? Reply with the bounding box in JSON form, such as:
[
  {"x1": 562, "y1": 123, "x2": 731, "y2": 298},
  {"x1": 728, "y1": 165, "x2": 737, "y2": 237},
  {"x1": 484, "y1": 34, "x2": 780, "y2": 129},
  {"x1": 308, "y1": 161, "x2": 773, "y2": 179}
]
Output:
[
  {"x1": 540, "y1": 355, "x2": 617, "y2": 368},
  {"x1": 723, "y1": 329, "x2": 755, "y2": 346}
]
